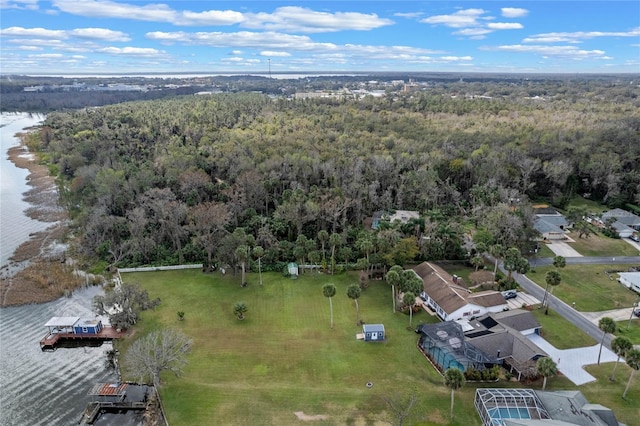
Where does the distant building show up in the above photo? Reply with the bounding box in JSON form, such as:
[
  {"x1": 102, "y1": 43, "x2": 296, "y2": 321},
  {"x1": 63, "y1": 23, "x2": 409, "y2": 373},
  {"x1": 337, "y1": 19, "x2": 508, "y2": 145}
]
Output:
[{"x1": 371, "y1": 210, "x2": 420, "y2": 230}]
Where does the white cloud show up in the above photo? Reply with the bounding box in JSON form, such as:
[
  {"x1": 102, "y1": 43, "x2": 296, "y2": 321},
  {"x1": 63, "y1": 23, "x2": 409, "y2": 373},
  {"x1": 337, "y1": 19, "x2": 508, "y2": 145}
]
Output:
[
  {"x1": 1, "y1": 27, "x2": 66, "y2": 38},
  {"x1": 28, "y1": 53, "x2": 64, "y2": 58},
  {"x1": 69, "y1": 28, "x2": 130, "y2": 41},
  {"x1": 394, "y1": 12, "x2": 423, "y2": 19},
  {"x1": 260, "y1": 51, "x2": 291, "y2": 57},
  {"x1": 1, "y1": 26, "x2": 130, "y2": 42},
  {"x1": 487, "y1": 23, "x2": 523, "y2": 30},
  {"x1": 487, "y1": 44, "x2": 608, "y2": 60},
  {"x1": 53, "y1": 1, "x2": 391, "y2": 32},
  {"x1": 99, "y1": 46, "x2": 166, "y2": 57},
  {"x1": 421, "y1": 9, "x2": 486, "y2": 28},
  {"x1": 17, "y1": 45, "x2": 42, "y2": 51},
  {"x1": 242, "y1": 6, "x2": 394, "y2": 33},
  {"x1": 0, "y1": 0, "x2": 38, "y2": 10},
  {"x1": 524, "y1": 27, "x2": 640, "y2": 43},
  {"x1": 501, "y1": 8, "x2": 528, "y2": 18},
  {"x1": 422, "y1": 8, "x2": 522, "y2": 38}
]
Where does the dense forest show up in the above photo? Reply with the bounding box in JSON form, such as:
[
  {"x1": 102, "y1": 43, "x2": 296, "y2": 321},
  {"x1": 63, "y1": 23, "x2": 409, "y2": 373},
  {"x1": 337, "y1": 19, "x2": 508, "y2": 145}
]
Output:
[{"x1": 29, "y1": 77, "x2": 640, "y2": 273}]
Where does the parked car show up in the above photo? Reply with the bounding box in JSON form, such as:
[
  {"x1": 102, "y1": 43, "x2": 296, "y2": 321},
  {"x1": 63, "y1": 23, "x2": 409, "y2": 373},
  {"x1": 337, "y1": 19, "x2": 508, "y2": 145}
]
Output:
[
  {"x1": 634, "y1": 308, "x2": 640, "y2": 318},
  {"x1": 501, "y1": 290, "x2": 518, "y2": 300},
  {"x1": 629, "y1": 235, "x2": 640, "y2": 242}
]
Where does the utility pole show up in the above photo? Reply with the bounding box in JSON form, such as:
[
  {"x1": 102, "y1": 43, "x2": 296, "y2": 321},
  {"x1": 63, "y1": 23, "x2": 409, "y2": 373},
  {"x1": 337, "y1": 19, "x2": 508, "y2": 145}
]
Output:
[{"x1": 268, "y1": 58, "x2": 271, "y2": 79}]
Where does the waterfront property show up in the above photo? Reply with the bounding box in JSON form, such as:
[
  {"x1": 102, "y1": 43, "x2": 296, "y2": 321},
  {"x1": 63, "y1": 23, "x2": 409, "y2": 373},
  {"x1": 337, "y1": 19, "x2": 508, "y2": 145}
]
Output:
[
  {"x1": 474, "y1": 388, "x2": 624, "y2": 426},
  {"x1": 40, "y1": 316, "x2": 122, "y2": 350},
  {"x1": 80, "y1": 383, "x2": 153, "y2": 424}
]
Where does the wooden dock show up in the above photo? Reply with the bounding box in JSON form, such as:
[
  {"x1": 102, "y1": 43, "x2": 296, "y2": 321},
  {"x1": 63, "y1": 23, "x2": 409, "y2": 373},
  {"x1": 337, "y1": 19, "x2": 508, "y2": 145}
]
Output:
[
  {"x1": 40, "y1": 326, "x2": 123, "y2": 350},
  {"x1": 80, "y1": 401, "x2": 146, "y2": 424}
]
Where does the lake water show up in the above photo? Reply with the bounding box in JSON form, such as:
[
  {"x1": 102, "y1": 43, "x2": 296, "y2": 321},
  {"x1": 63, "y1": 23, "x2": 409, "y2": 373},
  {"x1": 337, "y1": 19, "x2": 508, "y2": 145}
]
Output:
[
  {"x1": 0, "y1": 113, "x2": 140, "y2": 425},
  {"x1": 0, "y1": 112, "x2": 49, "y2": 268}
]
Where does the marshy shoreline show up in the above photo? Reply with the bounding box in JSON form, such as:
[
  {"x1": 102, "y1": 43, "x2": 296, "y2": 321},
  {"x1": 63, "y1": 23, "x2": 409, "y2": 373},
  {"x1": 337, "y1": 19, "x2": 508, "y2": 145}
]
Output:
[{"x1": 0, "y1": 130, "x2": 83, "y2": 307}]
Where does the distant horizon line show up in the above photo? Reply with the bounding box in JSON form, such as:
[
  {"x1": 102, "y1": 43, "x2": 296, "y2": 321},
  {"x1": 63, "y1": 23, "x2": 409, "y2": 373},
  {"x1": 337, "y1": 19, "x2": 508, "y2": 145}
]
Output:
[{"x1": 2, "y1": 71, "x2": 639, "y2": 79}]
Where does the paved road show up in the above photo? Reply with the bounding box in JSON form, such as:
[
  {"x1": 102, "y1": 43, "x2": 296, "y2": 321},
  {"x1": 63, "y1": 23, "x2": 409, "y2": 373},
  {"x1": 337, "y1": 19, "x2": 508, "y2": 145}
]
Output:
[
  {"x1": 510, "y1": 270, "x2": 620, "y2": 349},
  {"x1": 532, "y1": 256, "x2": 640, "y2": 266}
]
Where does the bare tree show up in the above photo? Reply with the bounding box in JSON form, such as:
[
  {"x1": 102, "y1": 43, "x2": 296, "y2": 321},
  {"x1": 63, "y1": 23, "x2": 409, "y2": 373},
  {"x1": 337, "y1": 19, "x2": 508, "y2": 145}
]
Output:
[
  {"x1": 93, "y1": 282, "x2": 160, "y2": 330},
  {"x1": 123, "y1": 328, "x2": 192, "y2": 386}
]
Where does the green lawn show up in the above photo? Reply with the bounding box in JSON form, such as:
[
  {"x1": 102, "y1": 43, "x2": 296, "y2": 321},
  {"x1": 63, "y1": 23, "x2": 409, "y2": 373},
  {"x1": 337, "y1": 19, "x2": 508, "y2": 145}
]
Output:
[
  {"x1": 118, "y1": 269, "x2": 639, "y2": 425},
  {"x1": 120, "y1": 270, "x2": 475, "y2": 425},
  {"x1": 565, "y1": 232, "x2": 640, "y2": 257},
  {"x1": 614, "y1": 318, "x2": 640, "y2": 345},
  {"x1": 530, "y1": 309, "x2": 596, "y2": 349},
  {"x1": 528, "y1": 264, "x2": 639, "y2": 312}
]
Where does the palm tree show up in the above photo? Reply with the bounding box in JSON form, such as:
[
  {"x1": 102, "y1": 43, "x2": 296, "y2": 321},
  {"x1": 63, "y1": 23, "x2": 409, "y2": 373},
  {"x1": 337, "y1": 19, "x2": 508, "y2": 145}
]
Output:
[
  {"x1": 537, "y1": 357, "x2": 558, "y2": 390},
  {"x1": 543, "y1": 270, "x2": 561, "y2": 314},
  {"x1": 329, "y1": 232, "x2": 342, "y2": 275},
  {"x1": 402, "y1": 292, "x2": 416, "y2": 327},
  {"x1": 346, "y1": 283, "x2": 362, "y2": 325},
  {"x1": 490, "y1": 244, "x2": 504, "y2": 277},
  {"x1": 322, "y1": 283, "x2": 337, "y2": 329},
  {"x1": 552, "y1": 255, "x2": 566, "y2": 269},
  {"x1": 233, "y1": 302, "x2": 247, "y2": 320},
  {"x1": 622, "y1": 348, "x2": 640, "y2": 399},
  {"x1": 235, "y1": 245, "x2": 250, "y2": 287},
  {"x1": 317, "y1": 230, "x2": 329, "y2": 265},
  {"x1": 443, "y1": 368, "x2": 465, "y2": 419},
  {"x1": 253, "y1": 245, "x2": 264, "y2": 286},
  {"x1": 470, "y1": 255, "x2": 484, "y2": 271},
  {"x1": 610, "y1": 336, "x2": 633, "y2": 381},
  {"x1": 385, "y1": 269, "x2": 402, "y2": 313},
  {"x1": 597, "y1": 317, "x2": 616, "y2": 364}
]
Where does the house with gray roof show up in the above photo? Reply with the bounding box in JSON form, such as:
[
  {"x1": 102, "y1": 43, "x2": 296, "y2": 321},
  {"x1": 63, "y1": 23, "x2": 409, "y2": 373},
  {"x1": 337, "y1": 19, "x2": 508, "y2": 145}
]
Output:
[
  {"x1": 601, "y1": 208, "x2": 640, "y2": 238},
  {"x1": 534, "y1": 208, "x2": 570, "y2": 240},
  {"x1": 465, "y1": 310, "x2": 547, "y2": 380},
  {"x1": 475, "y1": 388, "x2": 625, "y2": 426}
]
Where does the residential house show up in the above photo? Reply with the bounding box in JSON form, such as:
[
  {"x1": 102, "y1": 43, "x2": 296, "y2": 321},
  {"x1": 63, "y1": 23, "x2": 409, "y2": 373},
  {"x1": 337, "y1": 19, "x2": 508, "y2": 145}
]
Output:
[
  {"x1": 465, "y1": 310, "x2": 547, "y2": 380},
  {"x1": 475, "y1": 388, "x2": 625, "y2": 426},
  {"x1": 534, "y1": 207, "x2": 570, "y2": 240},
  {"x1": 417, "y1": 309, "x2": 547, "y2": 378},
  {"x1": 601, "y1": 208, "x2": 640, "y2": 238},
  {"x1": 371, "y1": 209, "x2": 420, "y2": 230},
  {"x1": 412, "y1": 262, "x2": 507, "y2": 321},
  {"x1": 618, "y1": 272, "x2": 640, "y2": 293}
]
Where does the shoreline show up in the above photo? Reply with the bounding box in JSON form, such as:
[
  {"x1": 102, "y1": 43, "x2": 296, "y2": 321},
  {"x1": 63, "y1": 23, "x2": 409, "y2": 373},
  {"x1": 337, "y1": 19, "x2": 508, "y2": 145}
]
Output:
[{"x1": 0, "y1": 131, "x2": 84, "y2": 307}]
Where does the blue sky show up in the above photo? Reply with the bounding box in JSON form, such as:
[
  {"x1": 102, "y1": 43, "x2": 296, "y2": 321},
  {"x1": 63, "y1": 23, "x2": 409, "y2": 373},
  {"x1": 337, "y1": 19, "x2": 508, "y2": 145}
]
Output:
[{"x1": 1, "y1": 1, "x2": 639, "y2": 75}]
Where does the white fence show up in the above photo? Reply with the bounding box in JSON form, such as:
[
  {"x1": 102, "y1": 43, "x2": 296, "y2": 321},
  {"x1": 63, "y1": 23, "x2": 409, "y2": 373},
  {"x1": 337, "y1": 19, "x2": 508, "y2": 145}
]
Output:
[{"x1": 117, "y1": 264, "x2": 203, "y2": 273}]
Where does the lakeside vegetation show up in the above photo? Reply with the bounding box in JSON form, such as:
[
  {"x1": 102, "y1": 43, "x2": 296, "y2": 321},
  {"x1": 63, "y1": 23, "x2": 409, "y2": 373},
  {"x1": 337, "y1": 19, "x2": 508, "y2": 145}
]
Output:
[{"x1": 120, "y1": 269, "x2": 640, "y2": 425}]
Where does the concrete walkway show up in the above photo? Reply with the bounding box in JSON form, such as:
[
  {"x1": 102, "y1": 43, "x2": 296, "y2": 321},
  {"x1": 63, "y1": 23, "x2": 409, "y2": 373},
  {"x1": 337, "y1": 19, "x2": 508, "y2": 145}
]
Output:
[
  {"x1": 582, "y1": 307, "x2": 639, "y2": 324},
  {"x1": 527, "y1": 334, "x2": 619, "y2": 386}
]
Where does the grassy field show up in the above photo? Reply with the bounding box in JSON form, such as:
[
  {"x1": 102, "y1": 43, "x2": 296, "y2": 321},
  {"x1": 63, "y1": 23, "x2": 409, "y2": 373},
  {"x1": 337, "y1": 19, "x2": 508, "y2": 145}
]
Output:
[
  {"x1": 117, "y1": 268, "x2": 640, "y2": 425},
  {"x1": 528, "y1": 264, "x2": 639, "y2": 312},
  {"x1": 120, "y1": 269, "x2": 480, "y2": 425},
  {"x1": 565, "y1": 232, "x2": 640, "y2": 257},
  {"x1": 530, "y1": 309, "x2": 596, "y2": 349}
]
